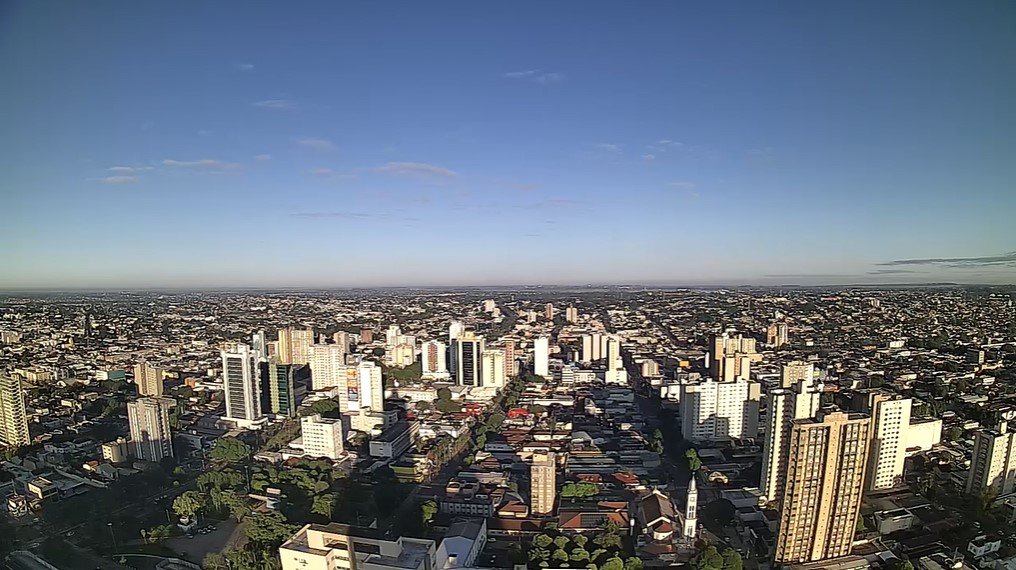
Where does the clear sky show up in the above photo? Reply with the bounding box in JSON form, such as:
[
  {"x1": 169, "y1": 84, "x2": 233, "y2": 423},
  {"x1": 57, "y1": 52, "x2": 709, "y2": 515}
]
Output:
[{"x1": 2, "y1": 1, "x2": 1015, "y2": 288}]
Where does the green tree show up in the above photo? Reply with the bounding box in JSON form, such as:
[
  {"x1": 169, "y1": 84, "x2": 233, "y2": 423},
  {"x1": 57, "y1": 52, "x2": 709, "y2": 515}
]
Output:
[
  {"x1": 209, "y1": 437, "x2": 252, "y2": 463},
  {"x1": 944, "y1": 426, "x2": 963, "y2": 441},
  {"x1": 571, "y1": 548, "x2": 590, "y2": 562},
  {"x1": 172, "y1": 490, "x2": 207, "y2": 518},
  {"x1": 685, "y1": 448, "x2": 702, "y2": 471},
  {"x1": 312, "y1": 493, "x2": 337, "y2": 519},
  {"x1": 203, "y1": 553, "x2": 228, "y2": 570},
  {"x1": 554, "y1": 536, "x2": 571, "y2": 550},
  {"x1": 302, "y1": 399, "x2": 341, "y2": 417},
  {"x1": 421, "y1": 500, "x2": 438, "y2": 525},
  {"x1": 244, "y1": 511, "x2": 298, "y2": 547},
  {"x1": 721, "y1": 549, "x2": 742, "y2": 570},
  {"x1": 601, "y1": 557, "x2": 624, "y2": 570},
  {"x1": 553, "y1": 550, "x2": 570, "y2": 564},
  {"x1": 589, "y1": 549, "x2": 608, "y2": 564},
  {"x1": 534, "y1": 534, "x2": 554, "y2": 549},
  {"x1": 573, "y1": 535, "x2": 589, "y2": 548},
  {"x1": 692, "y1": 546, "x2": 724, "y2": 570}
]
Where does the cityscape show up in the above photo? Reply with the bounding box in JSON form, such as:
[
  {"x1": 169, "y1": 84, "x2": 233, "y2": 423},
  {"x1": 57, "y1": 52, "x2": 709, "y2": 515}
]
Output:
[
  {"x1": 1, "y1": 287, "x2": 1016, "y2": 570},
  {"x1": 3, "y1": 2, "x2": 1016, "y2": 570}
]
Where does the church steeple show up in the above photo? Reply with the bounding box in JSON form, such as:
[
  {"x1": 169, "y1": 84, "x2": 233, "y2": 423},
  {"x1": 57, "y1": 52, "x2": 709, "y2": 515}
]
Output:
[{"x1": 683, "y1": 476, "x2": 698, "y2": 539}]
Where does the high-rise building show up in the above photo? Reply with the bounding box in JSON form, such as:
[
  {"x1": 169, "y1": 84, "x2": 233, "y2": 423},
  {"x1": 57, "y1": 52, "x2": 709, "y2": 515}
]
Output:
[
  {"x1": 278, "y1": 327, "x2": 314, "y2": 365},
  {"x1": 300, "y1": 414, "x2": 344, "y2": 459},
  {"x1": 606, "y1": 336, "x2": 622, "y2": 370},
  {"x1": 390, "y1": 343, "x2": 415, "y2": 367},
  {"x1": 0, "y1": 374, "x2": 30, "y2": 447},
  {"x1": 503, "y1": 340, "x2": 517, "y2": 378},
  {"x1": 864, "y1": 393, "x2": 912, "y2": 490},
  {"x1": 544, "y1": 303, "x2": 554, "y2": 320},
  {"x1": 268, "y1": 359, "x2": 297, "y2": 417},
  {"x1": 448, "y1": 321, "x2": 465, "y2": 342},
  {"x1": 338, "y1": 360, "x2": 384, "y2": 413},
  {"x1": 679, "y1": 378, "x2": 760, "y2": 443},
  {"x1": 453, "y1": 332, "x2": 484, "y2": 386},
  {"x1": 581, "y1": 335, "x2": 594, "y2": 363},
  {"x1": 526, "y1": 310, "x2": 537, "y2": 324},
  {"x1": 683, "y1": 476, "x2": 698, "y2": 539},
  {"x1": 310, "y1": 344, "x2": 347, "y2": 390},
  {"x1": 533, "y1": 336, "x2": 549, "y2": 377},
  {"x1": 531, "y1": 452, "x2": 556, "y2": 515},
  {"x1": 760, "y1": 366, "x2": 824, "y2": 503},
  {"x1": 332, "y1": 331, "x2": 350, "y2": 353},
  {"x1": 780, "y1": 361, "x2": 815, "y2": 389},
  {"x1": 565, "y1": 307, "x2": 578, "y2": 323},
  {"x1": 966, "y1": 421, "x2": 1016, "y2": 496},
  {"x1": 133, "y1": 361, "x2": 165, "y2": 397},
  {"x1": 774, "y1": 410, "x2": 871, "y2": 565},
  {"x1": 421, "y1": 340, "x2": 448, "y2": 377},
  {"x1": 386, "y1": 325, "x2": 402, "y2": 348},
  {"x1": 481, "y1": 349, "x2": 506, "y2": 388},
  {"x1": 222, "y1": 343, "x2": 262, "y2": 425},
  {"x1": 360, "y1": 327, "x2": 374, "y2": 344},
  {"x1": 252, "y1": 330, "x2": 268, "y2": 360},
  {"x1": 709, "y1": 332, "x2": 757, "y2": 381},
  {"x1": 127, "y1": 396, "x2": 175, "y2": 462},
  {"x1": 767, "y1": 323, "x2": 789, "y2": 348}
]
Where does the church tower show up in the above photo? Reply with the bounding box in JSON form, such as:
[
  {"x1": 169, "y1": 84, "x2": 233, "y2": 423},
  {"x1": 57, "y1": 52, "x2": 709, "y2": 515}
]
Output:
[{"x1": 683, "y1": 476, "x2": 698, "y2": 539}]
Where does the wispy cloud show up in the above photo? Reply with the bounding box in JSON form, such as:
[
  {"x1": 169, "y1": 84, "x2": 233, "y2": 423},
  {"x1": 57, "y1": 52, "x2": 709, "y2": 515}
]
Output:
[
  {"x1": 594, "y1": 143, "x2": 623, "y2": 153},
  {"x1": 308, "y1": 168, "x2": 334, "y2": 176},
  {"x1": 377, "y1": 161, "x2": 458, "y2": 178},
  {"x1": 524, "y1": 199, "x2": 585, "y2": 210},
  {"x1": 102, "y1": 175, "x2": 140, "y2": 185},
  {"x1": 867, "y1": 269, "x2": 924, "y2": 275},
  {"x1": 255, "y1": 154, "x2": 272, "y2": 162},
  {"x1": 641, "y1": 154, "x2": 656, "y2": 162},
  {"x1": 298, "y1": 138, "x2": 336, "y2": 152},
  {"x1": 162, "y1": 159, "x2": 242, "y2": 171},
  {"x1": 646, "y1": 139, "x2": 684, "y2": 154},
  {"x1": 237, "y1": 63, "x2": 255, "y2": 71},
  {"x1": 668, "y1": 181, "x2": 696, "y2": 190},
  {"x1": 108, "y1": 166, "x2": 153, "y2": 173},
  {"x1": 251, "y1": 99, "x2": 296, "y2": 110},
  {"x1": 878, "y1": 252, "x2": 1016, "y2": 268},
  {"x1": 292, "y1": 212, "x2": 374, "y2": 219},
  {"x1": 502, "y1": 69, "x2": 564, "y2": 83}
]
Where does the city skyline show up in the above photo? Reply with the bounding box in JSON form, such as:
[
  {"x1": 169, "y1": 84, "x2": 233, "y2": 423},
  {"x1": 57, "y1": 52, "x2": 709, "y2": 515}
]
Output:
[{"x1": 2, "y1": 1, "x2": 1015, "y2": 288}]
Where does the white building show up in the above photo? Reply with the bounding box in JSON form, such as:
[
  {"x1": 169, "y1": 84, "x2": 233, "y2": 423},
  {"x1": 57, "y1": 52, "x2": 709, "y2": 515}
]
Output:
[
  {"x1": 481, "y1": 349, "x2": 506, "y2": 388},
  {"x1": 221, "y1": 343, "x2": 263, "y2": 426},
  {"x1": 760, "y1": 367, "x2": 823, "y2": 502},
  {"x1": 906, "y1": 418, "x2": 942, "y2": 455},
  {"x1": 390, "y1": 343, "x2": 415, "y2": 367},
  {"x1": 310, "y1": 344, "x2": 347, "y2": 390},
  {"x1": 421, "y1": 340, "x2": 449, "y2": 379},
  {"x1": 127, "y1": 396, "x2": 175, "y2": 462},
  {"x1": 301, "y1": 414, "x2": 344, "y2": 460},
  {"x1": 280, "y1": 524, "x2": 436, "y2": 570},
  {"x1": 606, "y1": 335, "x2": 622, "y2": 370},
  {"x1": 338, "y1": 360, "x2": 383, "y2": 413},
  {"x1": 0, "y1": 373, "x2": 29, "y2": 447},
  {"x1": 866, "y1": 393, "x2": 912, "y2": 490},
  {"x1": 679, "y1": 378, "x2": 760, "y2": 443},
  {"x1": 448, "y1": 321, "x2": 465, "y2": 342},
  {"x1": 533, "y1": 336, "x2": 549, "y2": 378},
  {"x1": 565, "y1": 307, "x2": 578, "y2": 323},
  {"x1": 278, "y1": 327, "x2": 314, "y2": 365},
  {"x1": 133, "y1": 361, "x2": 165, "y2": 397},
  {"x1": 966, "y1": 421, "x2": 1016, "y2": 496},
  {"x1": 386, "y1": 325, "x2": 402, "y2": 348}
]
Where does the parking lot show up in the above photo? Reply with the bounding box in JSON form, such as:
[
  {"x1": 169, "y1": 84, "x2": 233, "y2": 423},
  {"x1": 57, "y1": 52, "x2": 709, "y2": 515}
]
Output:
[{"x1": 165, "y1": 520, "x2": 239, "y2": 562}]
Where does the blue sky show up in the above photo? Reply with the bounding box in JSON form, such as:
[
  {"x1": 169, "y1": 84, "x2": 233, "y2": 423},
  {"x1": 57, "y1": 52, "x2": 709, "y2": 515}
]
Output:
[{"x1": 2, "y1": 1, "x2": 1014, "y2": 288}]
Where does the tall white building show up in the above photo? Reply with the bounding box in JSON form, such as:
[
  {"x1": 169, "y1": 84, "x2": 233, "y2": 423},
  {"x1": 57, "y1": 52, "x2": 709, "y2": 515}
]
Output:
[
  {"x1": 679, "y1": 378, "x2": 760, "y2": 443},
  {"x1": 865, "y1": 393, "x2": 912, "y2": 490},
  {"x1": 533, "y1": 336, "x2": 549, "y2": 378},
  {"x1": 133, "y1": 361, "x2": 165, "y2": 397},
  {"x1": 127, "y1": 396, "x2": 175, "y2": 462},
  {"x1": 0, "y1": 373, "x2": 30, "y2": 447},
  {"x1": 338, "y1": 360, "x2": 384, "y2": 413},
  {"x1": 448, "y1": 321, "x2": 465, "y2": 342},
  {"x1": 565, "y1": 307, "x2": 578, "y2": 323},
  {"x1": 390, "y1": 343, "x2": 416, "y2": 367},
  {"x1": 481, "y1": 349, "x2": 506, "y2": 388},
  {"x1": 421, "y1": 340, "x2": 448, "y2": 378},
  {"x1": 966, "y1": 421, "x2": 1016, "y2": 496},
  {"x1": 301, "y1": 414, "x2": 344, "y2": 459},
  {"x1": 683, "y1": 476, "x2": 698, "y2": 539},
  {"x1": 222, "y1": 343, "x2": 262, "y2": 426},
  {"x1": 760, "y1": 366, "x2": 823, "y2": 503},
  {"x1": 386, "y1": 325, "x2": 402, "y2": 348},
  {"x1": 310, "y1": 344, "x2": 347, "y2": 390}
]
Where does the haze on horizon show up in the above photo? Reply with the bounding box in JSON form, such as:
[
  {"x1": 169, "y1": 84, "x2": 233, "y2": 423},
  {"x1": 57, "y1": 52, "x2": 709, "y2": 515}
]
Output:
[{"x1": 2, "y1": 1, "x2": 1014, "y2": 289}]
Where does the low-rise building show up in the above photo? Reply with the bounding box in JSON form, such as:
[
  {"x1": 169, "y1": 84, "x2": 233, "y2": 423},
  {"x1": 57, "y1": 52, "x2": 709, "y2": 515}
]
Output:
[{"x1": 279, "y1": 523, "x2": 436, "y2": 570}]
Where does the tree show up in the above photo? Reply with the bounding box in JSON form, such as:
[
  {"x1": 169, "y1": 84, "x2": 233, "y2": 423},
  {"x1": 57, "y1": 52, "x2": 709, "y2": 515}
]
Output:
[
  {"x1": 573, "y1": 535, "x2": 589, "y2": 548},
  {"x1": 209, "y1": 437, "x2": 252, "y2": 463},
  {"x1": 312, "y1": 493, "x2": 337, "y2": 519},
  {"x1": 534, "y1": 534, "x2": 554, "y2": 549},
  {"x1": 692, "y1": 546, "x2": 724, "y2": 570},
  {"x1": 302, "y1": 399, "x2": 341, "y2": 418},
  {"x1": 601, "y1": 557, "x2": 624, "y2": 570},
  {"x1": 416, "y1": 401, "x2": 432, "y2": 412},
  {"x1": 571, "y1": 548, "x2": 590, "y2": 562},
  {"x1": 554, "y1": 536, "x2": 571, "y2": 550},
  {"x1": 589, "y1": 549, "x2": 608, "y2": 564},
  {"x1": 437, "y1": 387, "x2": 452, "y2": 400},
  {"x1": 173, "y1": 490, "x2": 207, "y2": 518},
  {"x1": 944, "y1": 426, "x2": 963, "y2": 441},
  {"x1": 721, "y1": 549, "x2": 742, "y2": 570},
  {"x1": 685, "y1": 448, "x2": 702, "y2": 471},
  {"x1": 244, "y1": 512, "x2": 298, "y2": 547},
  {"x1": 203, "y1": 553, "x2": 228, "y2": 570},
  {"x1": 421, "y1": 500, "x2": 437, "y2": 525},
  {"x1": 856, "y1": 516, "x2": 866, "y2": 533},
  {"x1": 553, "y1": 550, "x2": 570, "y2": 564}
]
